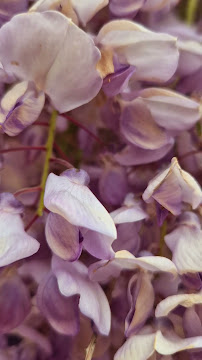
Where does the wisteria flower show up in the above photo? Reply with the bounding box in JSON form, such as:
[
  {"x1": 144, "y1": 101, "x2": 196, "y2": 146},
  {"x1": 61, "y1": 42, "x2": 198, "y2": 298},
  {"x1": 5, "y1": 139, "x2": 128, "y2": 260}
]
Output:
[{"x1": 0, "y1": 11, "x2": 102, "y2": 113}]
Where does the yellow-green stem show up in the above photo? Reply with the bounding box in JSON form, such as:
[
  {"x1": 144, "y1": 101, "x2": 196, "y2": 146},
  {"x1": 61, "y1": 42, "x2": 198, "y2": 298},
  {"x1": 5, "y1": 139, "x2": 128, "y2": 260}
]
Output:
[
  {"x1": 159, "y1": 220, "x2": 167, "y2": 256},
  {"x1": 85, "y1": 334, "x2": 97, "y2": 360},
  {"x1": 186, "y1": 0, "x2": 199, "y2": 25},
  {"x1": 37, "y1": 110, "x2": 57, "y2": 216}
]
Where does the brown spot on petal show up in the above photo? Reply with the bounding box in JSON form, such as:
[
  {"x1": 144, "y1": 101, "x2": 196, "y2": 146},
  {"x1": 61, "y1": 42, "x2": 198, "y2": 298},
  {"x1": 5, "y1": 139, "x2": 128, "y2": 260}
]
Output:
[
  {"x1": 11, "y1": 61, "x2": 19, "y2": 66},
  {"x1": 96, "y1": 48, "x2": 114, "y2": 78}
]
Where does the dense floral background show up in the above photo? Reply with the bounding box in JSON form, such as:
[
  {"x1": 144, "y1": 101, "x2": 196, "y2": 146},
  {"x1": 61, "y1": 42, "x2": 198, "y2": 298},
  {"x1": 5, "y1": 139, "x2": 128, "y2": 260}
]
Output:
[{"x1": 0, "y1": 0, "x2": 202, "y2": 359}]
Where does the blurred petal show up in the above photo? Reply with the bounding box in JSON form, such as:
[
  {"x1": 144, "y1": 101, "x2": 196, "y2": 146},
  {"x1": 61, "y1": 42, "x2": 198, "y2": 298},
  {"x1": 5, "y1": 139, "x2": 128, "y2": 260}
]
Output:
[
  {"x1": 114, "y1": 140, "x2": 174, "y2": 166},
  {"x1": 52, "y1": 256, "x2": 111, "y2": 335},
  {"x1": 45, "y1": 213, "x2": 82, "y2": 261},
  {"x1": 44, "y1": 169, "x2": 117, "y2": 239},
  {"x1": 0, "y1": 274, "x2": 31, "y2": 333},
  {"x1": 97, "y1": 20, "x2": 179, "y2": 83},
  {"x1": 120, "y1": 99, "x2": 171, "y2": 150},
  {"x1": 0, "y1": 11, "x2": 102, "y2": 112},
  {"x1": 109, "y1": 0, "x2": 144, "y2": 17},
  {"x1": 37, "y1": 273, "x2": 80, "y2": 335},
  {"x1": 0, "y1": 193, "x2": 39, "y2": 266},
  {"x1": 140, "y1": 88, "x2": 200, "y2": 132},
  {"x1": 0, "y1": 81, "x2": 45, "y2": 136},
  {"x1": 114, "y1": 333, "x2": 155, "y2": 360},
  {"x1": 155, "y1": 293, "x2": 202, "y2": 318},
  {"x1": 125, "y1": 273, "x2": 155, "y2": 337}
]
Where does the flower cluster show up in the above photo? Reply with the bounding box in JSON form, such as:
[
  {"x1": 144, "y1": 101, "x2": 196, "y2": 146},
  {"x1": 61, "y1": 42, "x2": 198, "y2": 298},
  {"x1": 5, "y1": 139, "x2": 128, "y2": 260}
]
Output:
[{"x1": 0, "y1": 0, "x2": 201, "y2": 359}]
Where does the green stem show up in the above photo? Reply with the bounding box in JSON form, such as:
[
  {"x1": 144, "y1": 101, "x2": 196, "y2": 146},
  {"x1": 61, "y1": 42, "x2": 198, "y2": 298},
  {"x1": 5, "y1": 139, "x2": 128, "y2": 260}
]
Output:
[
  {"x1": 85, "y1": 334, "x2": 97, "y2": 360},
  {"x1": 186, "y1": 0, "x2": 199, "y2": 25},
  {"x1": 37, "y1": 110, "x2": 57, "y2": 216}
]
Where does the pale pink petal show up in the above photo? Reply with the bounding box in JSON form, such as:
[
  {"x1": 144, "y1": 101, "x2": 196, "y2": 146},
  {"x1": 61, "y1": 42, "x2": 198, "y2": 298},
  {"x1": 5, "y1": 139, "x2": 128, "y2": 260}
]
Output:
[
  {"x1": 120, "y1": 99, "x2": 171, "y2": 150},
  {"x1": 44, "y1": 169, "x2": 117, "y2": 240},
  {"x1": 140, "y1": 87, "x2": 200, "y2": 132},
  {"x1": 52, "y1": 256, "x2": 111, "y2": 335},
  {"x1": 0, "y1": 11, "x2": 102, "y2": 112},
  {"x1": 97, "y1": 20, "x2": 179, "y2": 83}
]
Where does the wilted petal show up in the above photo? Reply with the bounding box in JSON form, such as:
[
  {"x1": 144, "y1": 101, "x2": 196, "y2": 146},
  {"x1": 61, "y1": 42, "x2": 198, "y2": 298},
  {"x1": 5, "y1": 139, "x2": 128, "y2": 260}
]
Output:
[
  {"x1": 110, "y1": 193, "x2": 147, "y2": 224},
  {"x1": 0, "y1": 193, "x2": 39, "y2": 266},
  {"x1": 143, "y1": 158, "x2": 202, "y2": 215},
  {"x1": 97, "y1": 20, "x2": 179, "y2": 83},
  {"x1": 114, "y1": 333, "x2": 155, "y2": 360},
  {"x1": 125, "y1": 273, "x2": 155, "y2": 337},
  {"x1": 155, "y1": 293, "x2": 202, "y2": 318},
  {"x1": 0, "y1": 11, "x2": 102, "y2": 112},
  {"x1": 0, "y1": 81, "x2": 45, "y2": 136},
  {"x1": 140, "y1": 88, "x2": 201, "y2": 132},
  {"x1": 0, "y1": 274, "x2": 31, "y2": 333},
  {"x1": 71, "y1": 0, "x2": 108, "y2": 26},
  {"x1": 45, "y1": 213, "x2": 82, "y2": 261},
  {"x1": 120, "y1": 99, "x2": 171, "y2": 150},
  {"x1": 155, "y1": 330, "x2": 202, "y2": 355},
  {"x1": 52, "y1": 256, "x2": 111, "y2": 335},
  {"x1": 114, "y1": 140, "x2": 174, "y2": 166},
  {"x1": 37, "y1": 273, "x2": 80, "y2": 335},
  {"x1": 44, "y1": 169, "x2": 117, "y2": 239},
  {"x1": 165, "y1": 221, "x2": 202, "y2": 274}
]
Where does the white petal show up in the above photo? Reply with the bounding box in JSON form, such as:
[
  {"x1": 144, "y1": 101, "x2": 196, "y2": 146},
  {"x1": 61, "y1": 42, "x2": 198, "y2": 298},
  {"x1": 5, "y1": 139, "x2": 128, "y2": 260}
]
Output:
[
  {"x1": 155, "y1": 293, "x2": 202, "y2": 318},
  {"x1": 114, "y1": 333, "x2": 155, "y2": 360}
]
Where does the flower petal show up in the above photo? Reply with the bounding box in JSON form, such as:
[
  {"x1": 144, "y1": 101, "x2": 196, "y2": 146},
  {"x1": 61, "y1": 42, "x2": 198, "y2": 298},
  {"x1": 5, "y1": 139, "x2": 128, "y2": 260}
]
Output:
[
  {"x1": 155, "y1": 293, "x2": 202, "y2": 318},
  {"x1": 0, "y1": 11, "x2": 102, "y2": 112},
  {"x1": 97, "y1": 20, "x2": 179, "y2": 83},
  {"x1": 44, "y1": 169, "x2": 117, "y2": 239},
  {"x1": 0, "y1": 81, "x2": 45, "y2": 136},
  {"x1": 114, "y1": 140, "x2": 174, "y2": 166},
  {"x1": 37, "y1": 273, "x2": 80, "y2": 335},
  {"x1": 71, "y1": 0, "x2": 108, "y2": 26},
  {"x1": 155, "y1": 330, "x2": 202, "y2": 355},
  {"x1": 140, "y1": 87, "x2": 200, "y2": 132},
  {"x1": 125, "y1": 273, "x2": 155, "y2": 337},
  {"x1": 45, "y1": 213, "x2": 82, "y2": 261},
  {"x1": 120, "y1": 99, "x2": 171, "y2": 150},
  {"x1": 0, "y1": 274, "x2": 31, "y2": 333},
  {"x1": 52, "y1": 256, "x2": 111, "y2": 335},
  {"x1": 114, "y1": 333, "x2": 155, "y2": 360}
]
